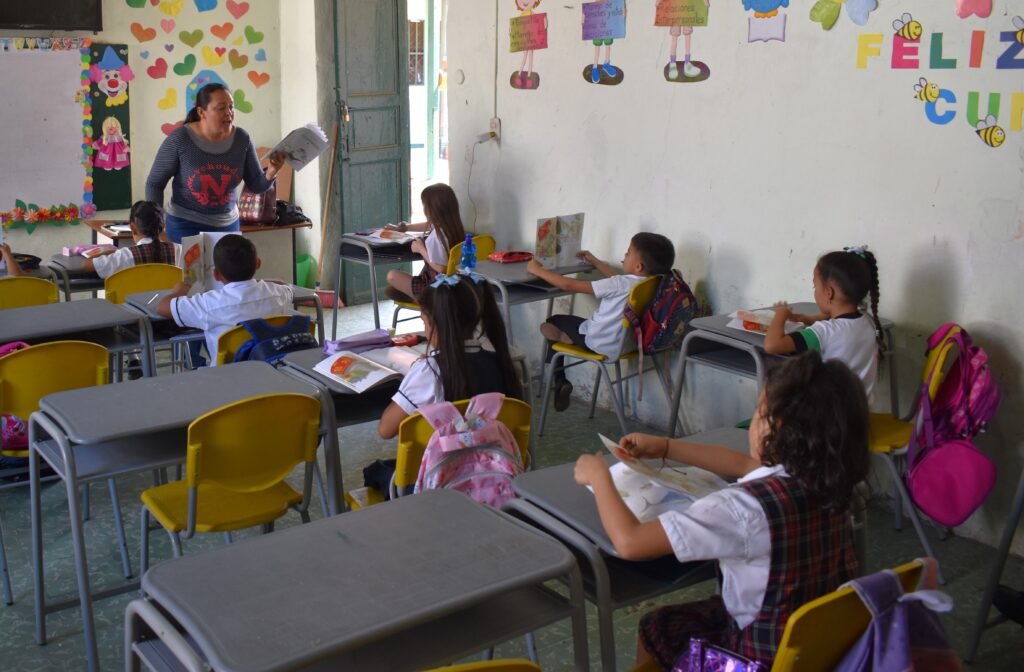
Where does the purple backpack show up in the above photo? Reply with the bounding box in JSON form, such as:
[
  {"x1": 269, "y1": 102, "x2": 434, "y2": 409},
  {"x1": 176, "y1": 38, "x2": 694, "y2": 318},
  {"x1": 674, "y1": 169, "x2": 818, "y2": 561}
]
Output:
[
  {"x1": 674, "y1": 639, "x2": 767, "y2": 672},
  {"x1": 926, "y1": 324, "x2": 1000, "y2": 441},
  {"x1": 835, "y1": 559, "x2": 961, "y2": 672}
]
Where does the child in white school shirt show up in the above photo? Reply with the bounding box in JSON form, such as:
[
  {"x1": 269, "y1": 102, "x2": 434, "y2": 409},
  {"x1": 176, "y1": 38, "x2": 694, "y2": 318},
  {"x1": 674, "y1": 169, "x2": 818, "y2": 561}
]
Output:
[
  {"x1": 84, "y1": 201, "x2": 179, "y2": 279},
  {"x1": 527, "y1": 231, "x2": 675, "y2": 412},
  {"x1": 155, "y1": 234, "x2": 292, "y2": 365}
]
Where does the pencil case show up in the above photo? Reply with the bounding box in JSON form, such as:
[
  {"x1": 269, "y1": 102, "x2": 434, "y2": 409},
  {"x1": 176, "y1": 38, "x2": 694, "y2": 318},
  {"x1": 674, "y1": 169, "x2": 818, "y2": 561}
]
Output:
[{"x1": 488, "y1": 251, "x2": 533, "y2": 263}]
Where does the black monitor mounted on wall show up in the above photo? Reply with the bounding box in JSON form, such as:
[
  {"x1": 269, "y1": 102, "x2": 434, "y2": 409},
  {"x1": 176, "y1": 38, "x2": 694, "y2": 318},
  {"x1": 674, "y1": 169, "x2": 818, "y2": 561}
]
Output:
[{"x1": 0, "y1": 0, "x2": 103, "y2": 32}]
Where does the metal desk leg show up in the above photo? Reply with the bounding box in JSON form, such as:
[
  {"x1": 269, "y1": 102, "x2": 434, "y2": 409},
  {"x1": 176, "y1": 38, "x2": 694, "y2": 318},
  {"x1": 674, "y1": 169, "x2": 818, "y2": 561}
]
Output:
[
  {"x1": 332, "y1": 250, "x2": 343, "y2": 340},
  {"x1": 966, "y1": 466, "x2": 1024, "y2": 662},
  {"x1": 138, "y1": 316, "x2": 155, "y2": 378},
  {"x1": 367, "y1": 246, "x2": 381, "y2": 330},
  {"x1": 886, "y1": 327, "x2": 899, "y2": 417},
  {"x1": 317, "y1": 386, "x2": 344, "y2": 515},
  {"x1": 667, "y1": 331, "x2": 696, "y2": 438}
]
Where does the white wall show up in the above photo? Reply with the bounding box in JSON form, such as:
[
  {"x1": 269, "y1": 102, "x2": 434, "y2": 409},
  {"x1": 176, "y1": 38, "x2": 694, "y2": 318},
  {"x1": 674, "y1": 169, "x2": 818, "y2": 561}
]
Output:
[{"x1": 447, "y1": 0, "x2": 1024, "y2": 553}]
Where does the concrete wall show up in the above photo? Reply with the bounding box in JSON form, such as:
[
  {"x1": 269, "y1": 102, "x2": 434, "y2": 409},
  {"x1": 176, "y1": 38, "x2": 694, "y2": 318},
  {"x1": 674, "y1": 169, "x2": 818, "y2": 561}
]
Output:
[{"x1": 446, "y1": 0, "x2": 1024, "y2": 553}]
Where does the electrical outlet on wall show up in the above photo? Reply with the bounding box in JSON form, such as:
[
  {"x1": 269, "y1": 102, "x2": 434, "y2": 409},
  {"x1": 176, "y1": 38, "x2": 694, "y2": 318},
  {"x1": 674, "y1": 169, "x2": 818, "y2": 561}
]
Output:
[{"x1": 489, "y1": 117, "x2": 501, "y2": 141}]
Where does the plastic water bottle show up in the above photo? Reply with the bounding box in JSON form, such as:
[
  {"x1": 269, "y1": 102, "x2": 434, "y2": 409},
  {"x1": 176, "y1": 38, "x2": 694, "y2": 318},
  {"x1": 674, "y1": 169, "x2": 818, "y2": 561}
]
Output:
[{"x1": 460, "y1": 234, "x2": 476, "y2": 271}]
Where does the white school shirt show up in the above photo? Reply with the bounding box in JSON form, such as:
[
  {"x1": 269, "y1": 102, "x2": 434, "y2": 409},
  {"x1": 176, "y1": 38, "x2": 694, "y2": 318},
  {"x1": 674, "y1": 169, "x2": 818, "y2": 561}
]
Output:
[
  {"x1": 579, "y1": 274, "x2": 644, "y2": 359},
  {"x1": 423, "y1": 228, "x2": 450, "y2": 269},
  {"x1": 793, "y1": 313, "x2": 879, "y2": 400},
  {"x1": 658, "y1": 464, "x2": 787, "y2": 630},
  {"x1": 170, "y1": 279, "x2": 294, "y2": 364},
  {"x1": 91, "y1": 238, "x2": 181, "y2": 280},
  {"x1": 391, "y1": 339, "x2": 500, "y2": 415}
]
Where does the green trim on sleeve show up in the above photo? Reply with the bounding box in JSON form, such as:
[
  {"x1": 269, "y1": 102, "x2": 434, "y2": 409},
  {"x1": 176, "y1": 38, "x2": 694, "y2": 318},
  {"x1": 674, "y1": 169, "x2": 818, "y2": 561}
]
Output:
[{"x1": 798, "y1": 328, "x2": 821, "y2": 352}]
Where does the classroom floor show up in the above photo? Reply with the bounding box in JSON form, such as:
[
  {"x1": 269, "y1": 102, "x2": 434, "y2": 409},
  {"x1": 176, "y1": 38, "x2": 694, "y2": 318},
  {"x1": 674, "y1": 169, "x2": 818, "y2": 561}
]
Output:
[{"x1": 1, "y1": 301, "x2": 1022, "y2": 671}]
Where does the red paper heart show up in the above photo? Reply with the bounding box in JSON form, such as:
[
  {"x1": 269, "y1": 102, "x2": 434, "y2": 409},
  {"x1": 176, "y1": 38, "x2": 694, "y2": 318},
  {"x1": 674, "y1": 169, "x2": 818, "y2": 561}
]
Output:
[
  {"x1": 247, "y1": 70, "x2": 270, "y2": 88},
  {"x1": 226, "y1": 0, "x2": 250, "y2": 20},
  {"x1": 161, "y1": 120, "x2": 184, "y2": 136},
  {"x1": 150, "y1": 0, "x2": 159, "y2": 5},
  {"x1": 146, "y1": 57, "x2": 168, "y2": 79},
  {"x1": 214, "y1": 47, "x2": 226, "y2": 56}
]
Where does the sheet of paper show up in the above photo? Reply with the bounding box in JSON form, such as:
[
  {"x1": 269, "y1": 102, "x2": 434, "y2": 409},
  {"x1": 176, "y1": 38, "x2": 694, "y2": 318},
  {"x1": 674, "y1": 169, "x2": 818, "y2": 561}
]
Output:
[
  {"x1": 655, "y1": 0, "x2": 709, "y2": 27},
  {"x1": 582, "y1": 0, "x2": 626, "y2": 41},
  {"x1": 598, "y1": 434, "x2": 728, "y2": 499},
  {"x1": 727, "y1": 309, "x2": 802, "y2": 335},
  {"x1": 510, "y1": 13, "x2": 548, "y2": 53}
]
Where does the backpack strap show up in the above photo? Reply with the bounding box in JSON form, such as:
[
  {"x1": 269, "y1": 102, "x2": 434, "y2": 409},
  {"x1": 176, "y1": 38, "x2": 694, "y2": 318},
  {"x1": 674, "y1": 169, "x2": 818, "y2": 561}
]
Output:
[
  {"x1": 417, "y1": 401, "x2": 463, "y2": 431},
  {"x1": 465, "y1": 392, "x2": 505, "y2": 420},
  {"x1": 843, "y1": 569, "x2": 905, "y2": 617}
]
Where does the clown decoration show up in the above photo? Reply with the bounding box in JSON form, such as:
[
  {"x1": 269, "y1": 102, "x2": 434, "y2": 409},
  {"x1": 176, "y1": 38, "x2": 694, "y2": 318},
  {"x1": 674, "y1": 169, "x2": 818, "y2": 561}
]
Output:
[{"x1": 89, "y1": 46, "x2": 134, "y2": 107}]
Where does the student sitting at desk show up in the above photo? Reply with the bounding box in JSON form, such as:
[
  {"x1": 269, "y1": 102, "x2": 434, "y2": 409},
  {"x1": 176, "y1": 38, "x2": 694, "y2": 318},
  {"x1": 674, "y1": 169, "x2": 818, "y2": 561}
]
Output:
[
  {"x1": 527, "y1": 232, "x2": 674, "y2": 411},
  {"x1": 378, "y1": 273, "x2": 521, "y2": 439},
  {"x1": 383, "y1": 183, "x2": 466, "y2": 301},
  {"x1": 1, "y1": 243, "x2": 23, "y2": 276},
  {"x1": 156, "y1": 234, "x2": 292, "y2": 365},
  {"x1": 574, "y1": 352, "x2": 869, "y2": 669},
  {"x1": 83, "y1": 201, "x2": 178, "y2": 278},
  {"x1": 764, "y1": 245, "x2": 883, "y2": 399}
]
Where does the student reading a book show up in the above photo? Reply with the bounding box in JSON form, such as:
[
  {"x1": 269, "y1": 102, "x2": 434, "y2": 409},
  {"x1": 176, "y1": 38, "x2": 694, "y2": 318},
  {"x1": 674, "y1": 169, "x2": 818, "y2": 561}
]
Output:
[
  {"x1": 0, "y1": 244, "x2": 23, "y2": 277},
  {"x1": 155, "y1": 234, "x2": 292, "y2": 365},
  {"x1": 527, "y1": 232, "x2": 674, "y2": 412},
  {"x1": 382, "y1": 183, "x2": 466, "y2": 301},
  {"x1": 145, "y1": 83, "x2": 285, "y2": 243},
  {"x1": 377, "y1": 273, "x2": 520, "y2": 439},
  {"x1": 763, "y1": 246, "x2": 883, "y2": 399},
  {"x1": 83, "y1": 201, "x2": 178, "y2": 278},
  {"x1": 574, "y1": 352, "x2": 869, "y2": 669}
]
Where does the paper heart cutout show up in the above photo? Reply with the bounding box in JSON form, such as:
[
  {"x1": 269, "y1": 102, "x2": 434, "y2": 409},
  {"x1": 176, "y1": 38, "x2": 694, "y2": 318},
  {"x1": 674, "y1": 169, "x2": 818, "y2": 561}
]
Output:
[
  {"x1": 202, "y1": 45, "x2": 224, "y2": 66},
  {"x1": 151, "y1": 0, "x2": 159, "y2": 5},
  {"x1": 146, "y1": 57, "x2": 168, "y2": 78},
  {"x1": 160, "y1": 18, "x2": 175, "y2": 33},
  {"x1": 233, "y1": 36, "x2": 244, "y2": 45},
  {"x1": 140, "y1": 50, "x2": 150, "y2": 59},
  {"x1": 247, "y1": 70, "x2": 270, "y2": 88},
  {"x1": 159, "y1": 0, "x2": 184, "y2": 16},
  {"x1": 956, "y1": 0, "x2": 992, "y2": 18},
  {"x1": 244, "y1": 25, "x2": 264, "y2": 44},
  {"x1": 226, "y1": 0, "x2": 250, "y2": 20},
  {"x1": 173, "y1": 53, "x2": 197, "y2": 75},
  {"x1": 228, "y1": 48, "x2": 248, "y2": 69},
  {"x1": 215, "y1": 47, "x2": 226, "y2": 56},
  {"x1": 131, "y1": 22, "x2": 157, "y2": 43},
  {"x1": 179, "y1": 29, "x2": 203, "y2": 47},
  {"x1": 126, "y1": 0, "x2": 146, "y2": 8},
  {"x1": 233, "y1": 88, "x2": 253, "y2": 113},
  {"x1": 254, "y1": 47, "x2": 266, "y2": 61},
  {"x1": 157, "y1": 87, "x2": 177, "y2": 110},
  {"x1": 165, "y1": 43, "x2": 174, "y2": 52},
  {"x1": 211, "y1": 22, "x2": 234, "y2": 40},
  {"x1": 193, "y1": 0, "x2": 217, "y2": 11},
  {"x1": 161, "y1": 120, "x2": 184, "y2": 136}
]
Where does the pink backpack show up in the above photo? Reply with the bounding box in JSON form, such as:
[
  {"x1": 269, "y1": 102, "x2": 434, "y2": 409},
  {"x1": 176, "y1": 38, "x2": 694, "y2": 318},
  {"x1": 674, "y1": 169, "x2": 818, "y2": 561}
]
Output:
[
  {"x1": 0, "y1": 342, "x2": 30, "y2": 451},
  {"x1": 926, "y1": 324, "x2": 1000, "y2": 441},
  {"x1": 413, "y1": 393, "x2": 524, "y2": 508}
]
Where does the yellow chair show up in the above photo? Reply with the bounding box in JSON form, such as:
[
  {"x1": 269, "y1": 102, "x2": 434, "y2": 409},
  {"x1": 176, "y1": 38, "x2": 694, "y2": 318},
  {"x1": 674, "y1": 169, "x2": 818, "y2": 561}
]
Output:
[
  {"x1": 139, "y1": 393, "x2": 321, "y2": 570},
  {"x1": 103, "y1": 263, "x2": 182, "y2": 305},
  {"x1": 425, "y1": 661, "x2": 541, "y2": 672},
  {"x1": 868, "y1": 327, "x2": 962, "y2": 584},
  {"x1": 391, "y1": 234, "x2": 498, "y2": 329},
  {"x1": 345, "y1": 396, "x2": 531, "y2": 509},
  {"x1": 537, "y1": 275, "x2": 661, "y2": 437},
  {"x1": 0, "y1": 276, "x2": 58, "y2": 309},
  {"x1": 0, "y1": 341, "x2": 135, "y2": 578},
  {"x1": 214, "y1": 314, "x2": 318, "y2": 366}
]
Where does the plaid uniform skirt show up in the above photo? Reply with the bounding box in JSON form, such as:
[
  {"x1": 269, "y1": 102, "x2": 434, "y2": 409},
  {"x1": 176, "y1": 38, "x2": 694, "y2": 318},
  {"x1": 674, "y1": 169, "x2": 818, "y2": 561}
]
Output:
[
  {"x1": 639, "y1": 596, "x2": 733, "y2": 671},
  {"x1": 410, "y1": 265, "x2": 439, "y2": 298}
]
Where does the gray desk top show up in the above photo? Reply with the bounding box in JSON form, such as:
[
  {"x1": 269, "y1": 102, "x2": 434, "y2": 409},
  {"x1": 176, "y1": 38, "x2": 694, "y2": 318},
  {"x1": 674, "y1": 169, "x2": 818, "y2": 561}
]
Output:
[
  {"x1": 40, "y1": 361, "x2": 317, "y2": 445},
  {"x1": 0, "y1": 299, "x2": 140, "y2": 343},
  {"x1": 125, "y1": 290, "x2": 171, "y2": 319},
  {"x1": 690, "y1": 303, "x2": 893, "y2": 349},
  {"x1": 48, "y1": 254, "x2": 94, "y2": 275},
  {"x1": 141, "y1": 489, "x2": 575, "y2": 672},
  {"x1": 474, "y1": 259, "x2": 592, "y2": 285},
  {"x1": 282, "y1": 348, "x2": 358, "y2": 396},
  {"x1": 513, "y1": 428, "x2": 750, "y2": 557}
]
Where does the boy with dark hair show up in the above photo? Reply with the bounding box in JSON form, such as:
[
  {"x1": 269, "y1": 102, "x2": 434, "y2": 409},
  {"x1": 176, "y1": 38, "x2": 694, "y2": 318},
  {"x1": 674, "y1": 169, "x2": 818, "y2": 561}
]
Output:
[
  {"x1": 527, "y1": 232, "x2": 675, "y2": 411},
  {"x1": 156, "y1": 234, "x2": 293, "y2": 364}
]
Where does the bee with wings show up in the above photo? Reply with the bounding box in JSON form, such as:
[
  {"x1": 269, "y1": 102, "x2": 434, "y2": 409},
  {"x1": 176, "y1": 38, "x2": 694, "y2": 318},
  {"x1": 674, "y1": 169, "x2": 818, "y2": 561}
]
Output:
[
  {"x1": 1013, "y1": 16, "x2": 1024, "y2": 46},
  {"x1": 913, "y1": 78, "x2": 940, "y2": 103},
  {"x1": 893, "y1": 13, "x2": 922, "y2": 40},
  {"x1": 975, "y1": 115, "x2": 1005, "y2": 148}
]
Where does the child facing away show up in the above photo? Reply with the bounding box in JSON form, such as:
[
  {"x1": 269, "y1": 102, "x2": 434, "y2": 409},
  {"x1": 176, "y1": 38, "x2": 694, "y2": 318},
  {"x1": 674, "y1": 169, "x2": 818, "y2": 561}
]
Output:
[
  {"x1": 527, "y1": 232, "x2": 674, "y2": 411},
  {"x1": 574, "y1": 351, "x2": 870, "y2": 669},
  {"x1": 378, "y1": 272, "x2": 522, "y2": 439},
  {"x1": 764, "y1": 245, "x2": 883, "y2": 400},
  {"x1": 155, "y1": 234, "x2": 293, "y2": 365},
  {"x1": 1, "y1": 243, "x2": 23, "y2": 277},
  {"x1": 84, "y1": 201, "x2": 178, "y2": 279},
  {"x1": 383, "y1": 183, "x2": 466, "y2": 302}
]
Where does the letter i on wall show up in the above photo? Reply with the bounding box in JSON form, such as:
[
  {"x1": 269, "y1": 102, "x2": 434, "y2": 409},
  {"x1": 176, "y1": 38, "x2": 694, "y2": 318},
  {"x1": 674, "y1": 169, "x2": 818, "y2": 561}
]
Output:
[{"x1": 509, "y1": 1, "x2": 547, "y2": 90}]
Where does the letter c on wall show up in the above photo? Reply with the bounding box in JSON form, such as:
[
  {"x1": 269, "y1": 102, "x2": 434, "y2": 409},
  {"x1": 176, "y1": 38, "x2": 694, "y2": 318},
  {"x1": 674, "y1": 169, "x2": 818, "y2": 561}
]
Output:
[{"x1": 925, "y1": 89, "x2": 957, "y2": 125}]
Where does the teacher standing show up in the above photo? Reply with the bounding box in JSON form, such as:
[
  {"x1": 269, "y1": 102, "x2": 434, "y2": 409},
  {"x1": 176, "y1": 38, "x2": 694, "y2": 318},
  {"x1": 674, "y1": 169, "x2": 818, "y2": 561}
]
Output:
[{"x1": 145, "y1": 83, "x2": 283, "y2": 243}]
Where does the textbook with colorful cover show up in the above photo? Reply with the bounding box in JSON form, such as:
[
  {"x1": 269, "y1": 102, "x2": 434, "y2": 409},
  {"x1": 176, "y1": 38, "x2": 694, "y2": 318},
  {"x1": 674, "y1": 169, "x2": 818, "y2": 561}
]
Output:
[
  {"x1": 535, "y1": 212, "x2": 584, "y2": 269},
  {"x1": 262, "y1": 123, "x2": 329, "y2": 172},
  {"x1": 727, "y1": 309, "x2": 802, "y2": 335},
  {"x1": 178, "y1": 231, "x2": 231, "y2": 295},
  {"x1": 312, "y1": 351, "x2": 403, "y2": 392}
]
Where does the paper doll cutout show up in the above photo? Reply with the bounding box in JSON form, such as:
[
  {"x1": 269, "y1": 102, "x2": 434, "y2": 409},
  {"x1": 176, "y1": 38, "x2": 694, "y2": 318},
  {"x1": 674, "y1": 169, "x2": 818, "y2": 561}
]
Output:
[
  {"x1": 656, "y1": 0, "x2": 711, "y2": 80},
  {"x1": 582, "y1": 0, "x2": 626, "y2": 85},
  {"x1": 93, "y1": 117, "x2": 130, "y2": 171},
  {"x1": 510, "y1": 1, "x2": 547, "y2": 90}
]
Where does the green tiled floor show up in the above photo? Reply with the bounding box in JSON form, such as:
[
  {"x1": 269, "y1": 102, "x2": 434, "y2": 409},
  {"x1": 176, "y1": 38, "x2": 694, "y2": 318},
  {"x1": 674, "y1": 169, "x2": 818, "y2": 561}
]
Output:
[{"x1": 1, "y1": 303, "x2": 1022, "y2": 671}]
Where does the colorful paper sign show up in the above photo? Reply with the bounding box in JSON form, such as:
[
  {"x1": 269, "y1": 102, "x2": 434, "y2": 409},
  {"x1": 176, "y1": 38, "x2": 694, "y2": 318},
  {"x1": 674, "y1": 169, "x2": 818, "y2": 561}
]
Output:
[
  {"x1": 510, "y1": 13, "x2": 548, "y2": 52},
  {"x1": 655, "y1": 0, "x2": 708, "y2": 28},
  {"x1": 582, "y1": 0, "x2": 626, "y2": 41}
]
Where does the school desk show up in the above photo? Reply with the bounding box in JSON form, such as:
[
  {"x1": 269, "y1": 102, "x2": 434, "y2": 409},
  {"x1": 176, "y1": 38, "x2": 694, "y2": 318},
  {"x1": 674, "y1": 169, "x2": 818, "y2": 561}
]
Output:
[
  {"x1": 666, "y1": 303, "x2": 898, "y2": 437},
  {"x1": 27, "y1": 361, "x2": 337, "y2": 672},
  {"x1": 506, "y1": 427, "x2": 748, "y2": 670},
  {"x1": 0, "y1": 298, "x2": 154, "y2": 377},
  {"x1": 124, "y1": 489, "x2": 589, "y2": 672},
  {"x1": 333, "y1": 232, "x2": 422, "y2": 336},
  {"x1": 46, "y1": 253, "x2": 105, "y2": 302}
]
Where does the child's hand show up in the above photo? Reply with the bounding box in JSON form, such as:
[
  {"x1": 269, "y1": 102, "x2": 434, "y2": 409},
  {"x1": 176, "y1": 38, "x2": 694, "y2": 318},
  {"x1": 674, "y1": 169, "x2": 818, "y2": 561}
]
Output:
[
  {"x1": 577, "y1": 250, "x2": 597, "y2": 265},
  {"x1": 526, "y1": 258, "x2": 544, "y2": 276},
  {"x1": 772, "y1": 301, "x2": 792, "y2": 321},
  {"x1": 410, "y1": 238, "x2": 426, "y2": 257},
  {"x1": 170, "y1": 280, "x2": 191, "y2": 296},
  {"x1": 621, "y1": 433, "x2": 669, "y2": 460},
  {"x1": 574, "y1": 453, "x2": 610, "y2": 486},
  {"x1": 0, "y1": 243, "x2": 12, "y2": 257}
]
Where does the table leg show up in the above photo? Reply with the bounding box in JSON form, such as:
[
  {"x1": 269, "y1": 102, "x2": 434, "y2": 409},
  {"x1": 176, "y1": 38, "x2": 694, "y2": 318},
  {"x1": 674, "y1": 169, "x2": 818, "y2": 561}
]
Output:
[
  {"x1": 667, "y1": 331, "x2": 696, "y2": 438},
  {"x1": 138, "y1": 316, "x2": 155, "y2": 378},
  {"x1": 886, "y1": 327, "x2": 899, "y2": 417},
  {"x1": 63, "y1": 450, "x2": 101, "y2": 671},
  {"x1": 367, "y1": 247, "x2": 381, "y2": 330},
  {"x1": 332, "y1": 251, "x2": 343, "y2": 340},
  {"x1": 317, "y1": 387, "x2": 344, "y2": 515},
  {"x1": 488, "y1": 279, "x2": 512, "y2": 345},
  {"x1": 29, "y1": 419, "x2": 47, "y2": 645}
]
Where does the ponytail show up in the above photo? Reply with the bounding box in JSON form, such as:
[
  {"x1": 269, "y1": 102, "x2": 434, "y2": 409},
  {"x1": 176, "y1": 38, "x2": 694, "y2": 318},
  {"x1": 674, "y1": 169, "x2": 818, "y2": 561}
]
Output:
[
  {"x1": 861, "y1": 250, "x2": 885, "y2": 355},
  {"x1": 184, "y1": 82, "x2": 230, "y2": 124}
]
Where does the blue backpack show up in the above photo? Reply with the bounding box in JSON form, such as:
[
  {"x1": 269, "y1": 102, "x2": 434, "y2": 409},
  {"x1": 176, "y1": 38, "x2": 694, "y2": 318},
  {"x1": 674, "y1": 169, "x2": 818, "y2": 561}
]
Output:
[{"x1": 232, "y1": 315, "x2": 318, "y2": 365}]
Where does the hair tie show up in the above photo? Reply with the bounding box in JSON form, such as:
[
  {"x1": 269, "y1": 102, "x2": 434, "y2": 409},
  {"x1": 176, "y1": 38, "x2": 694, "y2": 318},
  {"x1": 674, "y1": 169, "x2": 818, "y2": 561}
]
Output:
[
  {"x1": 429, "y1": 273, "x2": 461, "y2": 288},
  {"x1": 844, "y1": 245, "x2": 868, "y2": 260}
]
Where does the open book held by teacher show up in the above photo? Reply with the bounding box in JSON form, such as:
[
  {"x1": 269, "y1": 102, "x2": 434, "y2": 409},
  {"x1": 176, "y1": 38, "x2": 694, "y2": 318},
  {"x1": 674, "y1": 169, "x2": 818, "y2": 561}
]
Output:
[{"x1": 263, "y1": 123, "x2": 329, "y2": 172}]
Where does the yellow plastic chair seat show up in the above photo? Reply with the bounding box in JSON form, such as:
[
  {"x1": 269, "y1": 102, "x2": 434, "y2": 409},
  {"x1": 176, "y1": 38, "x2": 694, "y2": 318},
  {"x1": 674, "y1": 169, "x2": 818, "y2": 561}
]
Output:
[
  {"x1": 868, "y1": 412, "x2": 913, "y2": 454},
  {"x1": 552, "y1": 342, "x2": 607, "y2": 362},
  {"x1": 394, "y1": 299, "x2": 420, "y2": 311},
  {"x1": 344, "y1": 486, "x2": 386, "y2": 510},
  {"x1": 0, "y1": 276, "x2": 59, "y2": 309},
  {"x1": 141, "y1": 480, "x2": 302, "y2": 534}
]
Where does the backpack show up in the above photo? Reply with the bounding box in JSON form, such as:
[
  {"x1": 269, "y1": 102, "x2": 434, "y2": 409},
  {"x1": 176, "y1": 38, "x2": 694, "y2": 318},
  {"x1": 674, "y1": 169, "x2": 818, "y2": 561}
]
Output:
[
  {"x1": 834, "y1": 558, "x2": 961, "y2": 672},
  {"x1": 231, "y1": 315, "x2": 318, "y2": 365},
  {"x1": 0, "y1": 342, "x2": 30, "y2": 451},
  {"x1": 926, "y1": 324, "x2": 1001, "y2": 441},
  {"x1": 413, "y1": 392, "x2": 524, "y2": 508},
  {"x1": 674, "y1": 639, "x2": 767, "y2": 672},
  {"x1": 275, "y1": 199, "x2": 311, "y2": 226}
]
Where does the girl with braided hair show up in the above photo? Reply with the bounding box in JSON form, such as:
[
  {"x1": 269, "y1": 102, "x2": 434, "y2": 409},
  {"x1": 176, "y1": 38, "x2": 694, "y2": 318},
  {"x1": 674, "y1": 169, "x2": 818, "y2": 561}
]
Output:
[{"x1": 764, "y1": 246, "x2": 883, "y2": 400}]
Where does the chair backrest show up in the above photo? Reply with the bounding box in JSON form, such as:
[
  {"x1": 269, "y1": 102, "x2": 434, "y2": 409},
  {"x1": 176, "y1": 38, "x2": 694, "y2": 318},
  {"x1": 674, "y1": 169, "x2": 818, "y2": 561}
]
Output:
[
  {"x1": 186, "y1": 393, "x2": 320, "y2": 494},
  {"x1": 618, "y1": 275, "x2": 661, "y2": 331},
  {"x1": 0, "y1": 276, "x2": 59, "y2": 309},
  {"x1": 771, "y1": 559, "x2": 925, "y2": 672},
  {"x1": 0, "y1": 341, "x2": 108, "y2": 425},
  {"x1": 215, "y1": 314, "x2": 317, "y2": 365},
  {"x1": 445, "y1": 234, "x2": 498, "y2": 274},
  {"x1": 104, "y1": 263, "x2": 183, "y2": 305},
  {"x1": 256, "y1": 145, "x2": 293, "y2": 201},
  {"x1": 393, "y1": 396, "x2": 532, "y2": 491}
]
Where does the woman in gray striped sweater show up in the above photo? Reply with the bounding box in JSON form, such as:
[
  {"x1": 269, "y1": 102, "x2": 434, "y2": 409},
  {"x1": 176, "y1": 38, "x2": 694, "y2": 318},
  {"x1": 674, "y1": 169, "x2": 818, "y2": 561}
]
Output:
[{"x1": 145, "y1": 83, "x2": 284, "y2": 243}]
